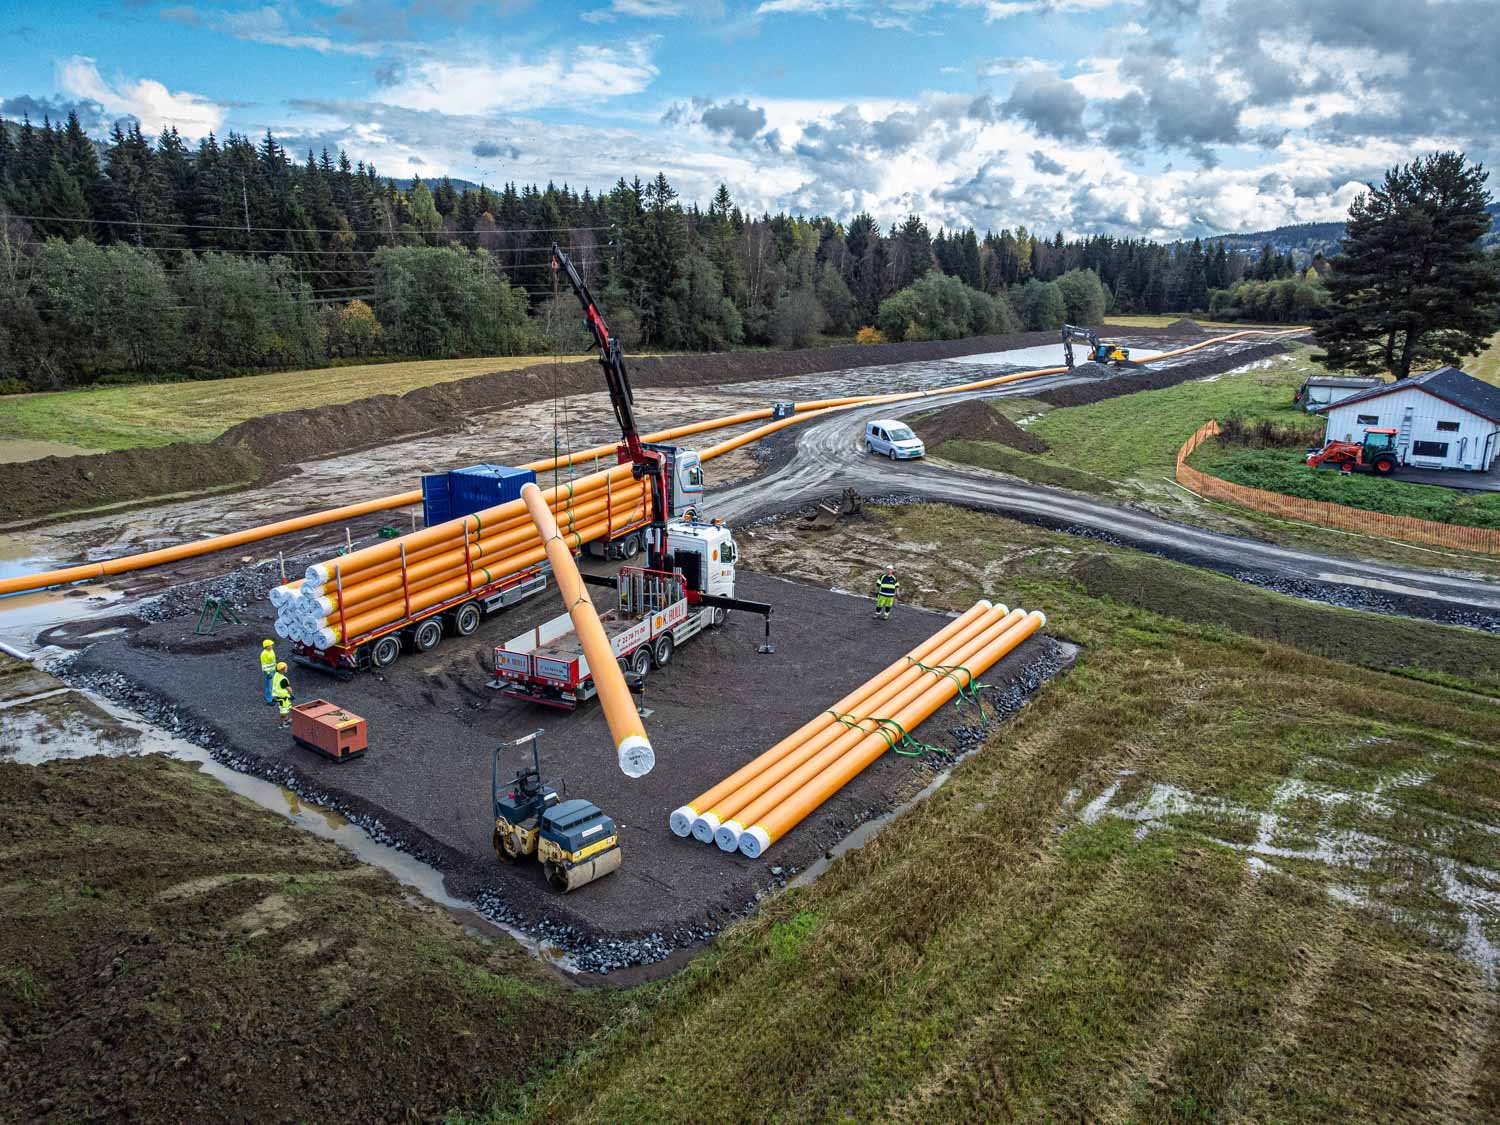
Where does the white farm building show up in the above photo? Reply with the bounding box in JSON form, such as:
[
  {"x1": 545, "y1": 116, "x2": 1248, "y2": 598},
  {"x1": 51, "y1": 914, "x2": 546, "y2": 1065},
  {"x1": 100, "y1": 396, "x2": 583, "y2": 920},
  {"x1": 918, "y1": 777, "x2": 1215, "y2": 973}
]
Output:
[{"x1": 1311, "y1": 366, "x2": 1500, "y2": 472}]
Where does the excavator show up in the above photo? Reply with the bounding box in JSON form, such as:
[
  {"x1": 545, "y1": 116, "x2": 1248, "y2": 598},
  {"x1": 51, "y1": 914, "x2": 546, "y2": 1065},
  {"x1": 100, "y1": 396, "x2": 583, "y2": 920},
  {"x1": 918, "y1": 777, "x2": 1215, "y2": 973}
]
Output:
[
  {"x1": 1061, "y1": 324, "x2": 1130, "y2": 369},
  {"x1": 1306, "y1": 427, "x2": 1401, "y2": 475}
]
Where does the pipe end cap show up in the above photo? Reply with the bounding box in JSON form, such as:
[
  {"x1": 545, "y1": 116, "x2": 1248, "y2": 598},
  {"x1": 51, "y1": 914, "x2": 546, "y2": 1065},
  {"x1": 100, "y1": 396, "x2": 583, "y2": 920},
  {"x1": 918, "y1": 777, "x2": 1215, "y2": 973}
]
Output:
[
  {"x1": 714, "y1": 821, "x2": 744, "y2": 852},
  {"x1": 618, "y1": 735, "x2": 655, "y2": 778},
  {"x1": 739, "y1": 826, "x2": 771, "y2": 859},
  {"x1": 669, "y1": 806, "x2": 698, "y2": 838},
  {"x1": 1034, "y1": 610, "x2": 1047, "y2": 627},
  {"x1": 993, "y1": 603, "x2": 1008, "y2": 616},
  {"x1": 691, "y1": 812, "x2": 721, "y2": 844}
]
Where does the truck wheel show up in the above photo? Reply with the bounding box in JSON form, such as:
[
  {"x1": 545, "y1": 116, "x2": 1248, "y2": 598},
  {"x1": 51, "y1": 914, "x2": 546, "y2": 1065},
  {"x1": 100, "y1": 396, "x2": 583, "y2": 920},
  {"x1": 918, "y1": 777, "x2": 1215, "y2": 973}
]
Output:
[
  {"x1": 370, "y1": 635, "x2": 400, "y2": 669},
  {"x1": 710, "y1": 606, "x2": 727, "y2": 628},
  {"x1": 866, "y1": 440, "x2": 875, "y2": 455},
  {"x1": 413, "y1": 618, "x2": 443, "y2": 652},
  {"x1": 1373, "y1": 456, "x2": 1395, "y2": 474},
  {"x1": 653, "y1": 633, "x2": 675, "y2": 668},
  {"x1": 453, "y1": 602, "x2": 482, "y2": 636},
  {"x1": 630, "y1": 646, "x2": 652, "y2": 678},
  {"x1": 620, "y1": 534, "x2": 641, "y2": 560}
]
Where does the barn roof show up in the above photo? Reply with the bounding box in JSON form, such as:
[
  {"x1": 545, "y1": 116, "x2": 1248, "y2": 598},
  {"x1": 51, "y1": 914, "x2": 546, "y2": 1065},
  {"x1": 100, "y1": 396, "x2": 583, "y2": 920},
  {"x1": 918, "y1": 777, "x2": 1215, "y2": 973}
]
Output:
[
  {"x1": 1301, "y1": 376, "x2": 1384, "y2": 389},
  {"x1": 1308, "y1": 366, "x2": 1500, "y2": 423}
]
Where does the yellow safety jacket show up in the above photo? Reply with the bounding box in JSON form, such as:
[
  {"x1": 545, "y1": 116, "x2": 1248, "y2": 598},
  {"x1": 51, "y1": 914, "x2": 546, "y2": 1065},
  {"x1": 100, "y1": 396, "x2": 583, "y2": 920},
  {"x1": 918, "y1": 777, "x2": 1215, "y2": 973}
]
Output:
[
  {"x1": 876, "y1": 574, "x2": 899, "y2": 597},
  {"x1": 270, "y1": 672, "x2": 291, "y2": 701},
  {"x1": 260, "y1": 647, "x2": 277, "y2": 673}
]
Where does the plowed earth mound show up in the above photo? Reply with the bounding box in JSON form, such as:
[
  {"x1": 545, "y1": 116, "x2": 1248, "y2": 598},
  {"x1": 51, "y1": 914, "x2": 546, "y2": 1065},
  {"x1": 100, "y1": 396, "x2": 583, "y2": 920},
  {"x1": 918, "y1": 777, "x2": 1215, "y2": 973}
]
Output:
[{"x1": 911, "y1": 400, "x2": 1049, "y2": 453}]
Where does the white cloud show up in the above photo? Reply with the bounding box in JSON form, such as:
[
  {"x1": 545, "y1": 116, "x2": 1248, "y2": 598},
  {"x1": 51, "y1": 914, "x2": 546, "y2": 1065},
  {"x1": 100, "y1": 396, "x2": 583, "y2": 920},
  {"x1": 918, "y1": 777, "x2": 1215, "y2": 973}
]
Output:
[
  {"x1": 379, "y1": 42, "x2": 658, "y2": 113},
  {"x1": 218, "y1": 7, "x2": 384, "y2": 56},
  {"x1": 56, "y1": 56, "x2": 226, "y2": 139},
  {"x1": 583, "y1": 0, "x2": 703, "y2": 20}
]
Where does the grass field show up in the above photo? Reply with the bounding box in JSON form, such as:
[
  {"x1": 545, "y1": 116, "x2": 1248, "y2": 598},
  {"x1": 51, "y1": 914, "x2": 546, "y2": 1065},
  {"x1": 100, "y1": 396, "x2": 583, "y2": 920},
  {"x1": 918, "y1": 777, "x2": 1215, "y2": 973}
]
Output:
[
  {"x1": 1471, "y1": 330, "x2": 1500, "y2": 386},
  {"x1": 0, "y1": 355, "x2": 586, "y2": 452},
  {"x1": 1193, "y1": 444, "x2": 1500, "y2": 529},
  {"x1": 1105, "y1": 313, "x2": 1295, "y2": 331}
]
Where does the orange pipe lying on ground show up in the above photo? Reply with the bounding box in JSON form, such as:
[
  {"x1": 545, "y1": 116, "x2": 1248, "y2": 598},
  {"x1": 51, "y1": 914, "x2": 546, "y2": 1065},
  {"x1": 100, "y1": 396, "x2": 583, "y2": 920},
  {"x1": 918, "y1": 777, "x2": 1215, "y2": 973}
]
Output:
[
  {"x1": 739, "y1": 609, "x2": 1046, "y2": 858},
  {"x1": 520, "y1": 482, "x2": 655, "y2": 778},
  {"x1": 1, "y1": 329, "x2": 1303, "y2": 598},
  {"x1": 669, "y1": 600, "x2": 996, "y2": 839},
  {"x1": 715, "y1": 606, "x2": 1026, "y2": 852}
]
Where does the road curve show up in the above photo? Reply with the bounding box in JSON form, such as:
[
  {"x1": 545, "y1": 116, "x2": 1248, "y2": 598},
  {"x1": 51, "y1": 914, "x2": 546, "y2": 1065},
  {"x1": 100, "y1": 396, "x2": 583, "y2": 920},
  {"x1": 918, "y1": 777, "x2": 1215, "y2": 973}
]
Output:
[{"x1": 709, "y1": 374, "x2": 1500, "y2": 619}]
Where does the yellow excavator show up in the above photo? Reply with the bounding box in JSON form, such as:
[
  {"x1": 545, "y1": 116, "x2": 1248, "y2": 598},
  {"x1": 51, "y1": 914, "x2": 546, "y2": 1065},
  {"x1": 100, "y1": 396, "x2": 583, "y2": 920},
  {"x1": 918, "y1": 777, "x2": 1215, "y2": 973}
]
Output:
[{"x1": 1062, "y1": 324, "x2": 1130, "y2": 368}]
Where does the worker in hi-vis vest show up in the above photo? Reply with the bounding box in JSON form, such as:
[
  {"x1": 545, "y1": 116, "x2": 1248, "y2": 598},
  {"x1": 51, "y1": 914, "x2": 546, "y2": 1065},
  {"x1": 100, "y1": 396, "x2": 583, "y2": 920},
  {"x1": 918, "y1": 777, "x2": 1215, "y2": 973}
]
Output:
[
  {"x1": 259, "y1": 639, "x2": 277, "y2": 704},
  {"x1": 271, "y1": 662, "x2": 294, "y2": 725},
  {"x1": 874, "y1": 565, "x2": 900, "y2": 620}
]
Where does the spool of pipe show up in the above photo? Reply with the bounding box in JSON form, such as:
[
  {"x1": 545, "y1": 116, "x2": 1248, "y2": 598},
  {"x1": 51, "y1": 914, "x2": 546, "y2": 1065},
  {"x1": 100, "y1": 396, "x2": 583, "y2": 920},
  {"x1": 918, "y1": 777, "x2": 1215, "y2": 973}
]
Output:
[
  {"x1": 739, "y1": 610, "x2": 1046, "y2": 859},
  {"x1": 519, "y1": 482, "x2": 654, "y2": 778},
  {"x1": 670, "y1": 601, "x2": 998, "y2": 841},
  {"x1": 711, "y1": 606, "x2": 1022, "y2": 852}
]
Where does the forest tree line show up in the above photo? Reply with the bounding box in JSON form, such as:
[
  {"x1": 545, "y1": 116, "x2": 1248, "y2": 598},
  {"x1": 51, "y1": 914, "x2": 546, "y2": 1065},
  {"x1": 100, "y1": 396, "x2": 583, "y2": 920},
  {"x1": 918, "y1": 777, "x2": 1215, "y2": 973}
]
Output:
[{"x1": 0, "y1": 112, "x2": 1319, "y2": 390}]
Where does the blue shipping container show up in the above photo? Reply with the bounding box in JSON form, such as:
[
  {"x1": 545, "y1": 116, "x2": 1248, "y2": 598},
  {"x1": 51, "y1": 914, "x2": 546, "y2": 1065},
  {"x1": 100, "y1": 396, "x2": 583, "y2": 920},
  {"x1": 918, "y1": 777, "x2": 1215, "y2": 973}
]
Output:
[
  {"x1": 421, "y1": 473, "x2": 452, "y2": 528},
  {"x1": 447, "y1": 464, "x2": 537, "y2": 518}
]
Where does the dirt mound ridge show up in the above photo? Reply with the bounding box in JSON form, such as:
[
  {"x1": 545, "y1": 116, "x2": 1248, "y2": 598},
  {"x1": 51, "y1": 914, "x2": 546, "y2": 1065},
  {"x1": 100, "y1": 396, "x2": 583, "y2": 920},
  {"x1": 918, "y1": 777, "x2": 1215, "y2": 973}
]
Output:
[
  {"x1": 1167, "y1": 317, "x2": 1204, "y2": 333},
  {"x1": 1, "y1": 328, "x2": 1072, "y2": 526},
  {"x1": 912, "y1": 400, "x2": 1048, "y2": 453},
  {"x1": 1037, "y1": 341, "x2": 1290, "y2": 409}
]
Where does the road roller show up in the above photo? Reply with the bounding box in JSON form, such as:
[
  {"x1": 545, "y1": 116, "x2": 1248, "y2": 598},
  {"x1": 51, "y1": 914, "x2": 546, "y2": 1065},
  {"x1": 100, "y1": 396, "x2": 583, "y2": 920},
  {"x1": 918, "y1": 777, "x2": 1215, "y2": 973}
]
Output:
[{"x1": 492, "y1": 730, "x2": 621, "y2": 892}]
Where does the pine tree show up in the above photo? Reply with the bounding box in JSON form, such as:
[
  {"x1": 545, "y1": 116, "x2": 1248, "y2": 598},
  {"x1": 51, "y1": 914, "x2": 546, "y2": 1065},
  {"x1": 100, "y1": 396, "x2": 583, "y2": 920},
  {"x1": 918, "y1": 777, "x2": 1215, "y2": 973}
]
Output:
[{"x1": 1316, "y1": 151, "x2": 1500, "y2": 378}]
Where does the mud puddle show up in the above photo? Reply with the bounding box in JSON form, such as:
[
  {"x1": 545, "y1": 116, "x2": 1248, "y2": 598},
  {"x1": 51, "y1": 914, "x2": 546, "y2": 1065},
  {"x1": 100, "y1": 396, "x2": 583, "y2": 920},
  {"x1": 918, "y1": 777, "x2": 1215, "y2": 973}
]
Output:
[
  {"x1": 1, "y1": 666, "x2": 580, "y2": 975},
  {"x1": 955, "y1": 340, "x2": 1167, "y2": 368}
]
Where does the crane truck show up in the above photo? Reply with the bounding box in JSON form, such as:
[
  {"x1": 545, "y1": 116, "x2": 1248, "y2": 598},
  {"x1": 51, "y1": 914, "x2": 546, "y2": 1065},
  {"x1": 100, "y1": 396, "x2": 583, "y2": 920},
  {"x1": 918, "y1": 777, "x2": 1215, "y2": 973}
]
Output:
[
  {"x1": 1061, "y1": 324, "x2": 1130, "y2": 368},
  {"x1": 490, "y1": 244, "x2": 773, "y2": 711}
]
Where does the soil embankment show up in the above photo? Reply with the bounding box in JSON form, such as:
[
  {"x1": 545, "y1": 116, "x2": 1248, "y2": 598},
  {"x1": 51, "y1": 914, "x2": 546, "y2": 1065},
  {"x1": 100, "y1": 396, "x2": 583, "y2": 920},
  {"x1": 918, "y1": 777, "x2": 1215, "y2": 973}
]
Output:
[
  {"x1": 1036, "y1": 340, "x2": 1295, "y2": 409},
  {"x1": 911, "y1": 399, "x2": 1049, "y2": 453},
  {"x1": 4, "y1": 330, "x2": 1067, "y2": 526}
]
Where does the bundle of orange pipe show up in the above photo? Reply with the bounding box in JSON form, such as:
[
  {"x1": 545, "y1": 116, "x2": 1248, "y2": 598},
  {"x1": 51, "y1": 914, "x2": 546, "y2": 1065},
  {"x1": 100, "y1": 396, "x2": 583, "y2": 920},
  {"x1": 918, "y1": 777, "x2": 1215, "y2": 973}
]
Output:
[
  {"x1": 274, "y1": 468, "x2": 648, "y2": 648},
  {"x1": 673, "y1": 600, "x2": 1045, "y2": 858}
]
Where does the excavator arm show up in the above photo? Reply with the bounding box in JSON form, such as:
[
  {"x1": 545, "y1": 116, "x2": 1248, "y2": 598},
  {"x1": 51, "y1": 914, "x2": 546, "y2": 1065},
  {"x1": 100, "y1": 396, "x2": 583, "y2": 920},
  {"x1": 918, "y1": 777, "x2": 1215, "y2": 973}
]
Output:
[{"x1": 1060, "y1": 324, "x2": 1101, "y2": 370}]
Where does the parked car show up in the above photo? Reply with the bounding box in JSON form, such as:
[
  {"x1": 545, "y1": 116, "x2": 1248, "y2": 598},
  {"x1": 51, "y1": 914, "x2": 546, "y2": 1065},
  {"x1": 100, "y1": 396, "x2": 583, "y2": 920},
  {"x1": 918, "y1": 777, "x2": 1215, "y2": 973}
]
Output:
[{"x1": 864, "y1": 419, "x2": 926, "y2": 460}]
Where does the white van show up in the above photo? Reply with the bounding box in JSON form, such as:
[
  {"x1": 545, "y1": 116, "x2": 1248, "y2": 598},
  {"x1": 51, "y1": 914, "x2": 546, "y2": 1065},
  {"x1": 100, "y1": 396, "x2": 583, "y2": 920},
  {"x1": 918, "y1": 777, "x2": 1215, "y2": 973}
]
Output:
[{"x1": 864, "y1": 419, "x2": 926, "y2": 460}]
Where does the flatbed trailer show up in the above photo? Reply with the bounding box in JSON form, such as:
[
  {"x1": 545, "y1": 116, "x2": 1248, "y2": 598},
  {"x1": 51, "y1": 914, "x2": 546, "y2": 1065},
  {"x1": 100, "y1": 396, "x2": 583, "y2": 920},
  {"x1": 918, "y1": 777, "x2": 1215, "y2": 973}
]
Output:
[{"x1": 492, "y1": 567, "x2": 721, "y2": 709}]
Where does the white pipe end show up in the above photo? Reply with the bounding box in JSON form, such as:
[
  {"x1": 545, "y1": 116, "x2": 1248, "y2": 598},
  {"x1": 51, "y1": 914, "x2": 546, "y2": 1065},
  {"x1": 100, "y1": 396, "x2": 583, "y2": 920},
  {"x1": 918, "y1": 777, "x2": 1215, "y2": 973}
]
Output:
[
  {"x1": 976, "y1": 598, "x2": 992, "y2": 609},
  {"x1": 714, "y1": 820, "x2": 744, "y2": 852},
  {"x1": 313, "y1": 627, "x2": 337, "y2": 650},
  {"x1": 305, "y1": 564, "x2": 329, "y2": 585},
  {"x1": 739, "y1": 826, "x2": 771, "y2": 859},
  {"x1": 669, "y1": 805, "x2": 698, "y2": 838},
  {"x1": 993, "y1": 603, "x2": 1008, "y2": 616},
  {"x1": 1034, "y1": 610, "x2": 1047, "y2": 627},
  {"x1": 618, "y1": 735, "x2": 655, "y2": 778},
  {"x1": 691, "y1": 812, "x2": 721, "y2": 845}
]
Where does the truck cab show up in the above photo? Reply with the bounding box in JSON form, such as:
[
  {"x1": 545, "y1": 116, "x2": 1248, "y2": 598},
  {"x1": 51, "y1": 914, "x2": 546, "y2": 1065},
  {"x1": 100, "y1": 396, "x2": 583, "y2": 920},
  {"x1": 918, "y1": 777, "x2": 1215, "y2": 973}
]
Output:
[{"x1": 665, "y1": 518, "x2": 738, "y2": 600}]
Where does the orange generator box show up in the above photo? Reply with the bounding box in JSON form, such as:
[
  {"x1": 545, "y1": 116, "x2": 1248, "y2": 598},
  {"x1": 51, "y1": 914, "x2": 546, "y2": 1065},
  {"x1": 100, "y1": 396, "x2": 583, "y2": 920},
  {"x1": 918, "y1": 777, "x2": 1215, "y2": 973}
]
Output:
[{"x1": 290, "y1": 699, "x2": 368, "y2": 762}]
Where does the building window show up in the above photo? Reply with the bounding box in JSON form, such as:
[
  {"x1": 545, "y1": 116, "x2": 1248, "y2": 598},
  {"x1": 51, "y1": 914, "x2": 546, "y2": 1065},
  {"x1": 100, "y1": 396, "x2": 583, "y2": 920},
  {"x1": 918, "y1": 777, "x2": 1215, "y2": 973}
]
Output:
[
  {"x1": 1356, "y1": 413, "x2": 1379, "y2": 425},
  {"x1": 1412, "y1": 441, "x2": 1450, "y2": 458},
  {"x1": 1437, "y1": 420, "x2": 1460, "y2": 432}
]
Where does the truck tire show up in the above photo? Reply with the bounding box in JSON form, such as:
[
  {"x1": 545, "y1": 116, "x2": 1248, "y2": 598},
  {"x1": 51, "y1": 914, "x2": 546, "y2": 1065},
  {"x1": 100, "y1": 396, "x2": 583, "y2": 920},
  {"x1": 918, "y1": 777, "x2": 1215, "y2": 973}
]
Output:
[
  {"x1": 653, "y1": 633, "x2": 674, "y2": 668},
  {"x1": 413, "y1": 618, "x2": 443, "y2": 652},
  {"x1": 620, "y1": 534, "x2": 641, "y2": 560},
  {"x1": 453, "y1": 602, "x2": 482, "y2": 636},
  {"x1": 370, "y1": 635, "x2": 401, "y2": 669},
  {"x1": 630, "y1": 646, "x2": 652, "y2": 678},
  {"x1": 710, "y1": 606, "x2": 727, "y2": 628}
]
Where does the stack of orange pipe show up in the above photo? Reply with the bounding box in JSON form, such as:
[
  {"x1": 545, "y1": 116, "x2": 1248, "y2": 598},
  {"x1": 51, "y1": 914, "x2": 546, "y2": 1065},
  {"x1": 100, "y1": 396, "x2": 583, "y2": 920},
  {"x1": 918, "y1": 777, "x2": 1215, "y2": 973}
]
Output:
[
  {"x1": 275, "y1": 466, "x2": 648, "y2": 649},
  {"x1": 672, "y1": 600, "x2": 1046, "y2": 859}
]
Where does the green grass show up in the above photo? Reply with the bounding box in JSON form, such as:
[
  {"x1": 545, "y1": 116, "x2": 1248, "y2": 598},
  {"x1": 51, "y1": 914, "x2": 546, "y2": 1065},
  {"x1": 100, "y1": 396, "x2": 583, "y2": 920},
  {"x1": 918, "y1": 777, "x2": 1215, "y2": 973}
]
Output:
[
  {"x1": 1193, "y1": 444, "x2": 1500, "y2": 530},
  {"x1": 1471, "y1": 330, "x2": 1500, "y2": 387},
  {"x1": 0, "y1": 354, "x2": 586, "y2": 452},
  {"x1": 1105, "y1": 314, "x2": 1300, "y2": 330},
  {"x1": 935, "y1": 439, "x2": 1122, "y2": 495}
]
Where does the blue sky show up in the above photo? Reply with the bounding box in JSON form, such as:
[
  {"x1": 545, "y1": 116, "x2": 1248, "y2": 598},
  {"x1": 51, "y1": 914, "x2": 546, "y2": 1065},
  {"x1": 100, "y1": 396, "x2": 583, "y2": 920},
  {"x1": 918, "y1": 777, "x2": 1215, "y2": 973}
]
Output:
[{"x1": 4, "y1": 1, "x2": 1494, "y2": 239}]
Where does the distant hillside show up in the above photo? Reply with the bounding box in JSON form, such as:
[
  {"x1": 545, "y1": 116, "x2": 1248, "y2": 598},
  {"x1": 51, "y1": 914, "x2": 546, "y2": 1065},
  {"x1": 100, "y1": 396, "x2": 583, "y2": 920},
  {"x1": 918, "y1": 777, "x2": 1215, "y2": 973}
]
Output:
[
  {"x1": 1210, "y1": 202, "x2": 1500, "y2": 254},
  {"x1": 388, "y1": 176, "x2": 483, "y2": 193}
]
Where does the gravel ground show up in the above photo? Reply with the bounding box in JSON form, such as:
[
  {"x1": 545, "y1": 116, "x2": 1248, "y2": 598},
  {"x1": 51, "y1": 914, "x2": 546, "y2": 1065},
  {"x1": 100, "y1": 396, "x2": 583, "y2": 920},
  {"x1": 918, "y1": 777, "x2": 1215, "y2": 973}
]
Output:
[
  {"x1": 1231, "y1": 569, "x2": 1500, "y2": 633},
  {"x1": 67, "y1": 569, "x2": 1065, "y2": 972}
]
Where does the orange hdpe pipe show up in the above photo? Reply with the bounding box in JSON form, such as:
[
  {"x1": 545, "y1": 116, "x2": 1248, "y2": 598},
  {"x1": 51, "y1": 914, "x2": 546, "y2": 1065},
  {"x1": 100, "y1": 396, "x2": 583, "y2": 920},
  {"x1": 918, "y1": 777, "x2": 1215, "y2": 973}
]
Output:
[
  {"x1": 739, "y1": 609, "x2": 1046, "y2": 859},
  {"x1": 1, "y1": 329, "x2": 1302, "y2": 598},
  {"x1": 707, "y1": 605, "x2": 1021, "y2": 852},
  {"x1": 520, "y1": 482, "x2": 654, "y2": 778},
  {"x1": 717, "y1": 606, "x2": 1026, "y2": 853},
  {"x1": 669, "y1": 600, "x2": 996, "y2": 840},
  {"x1": 317, "y1": 504, "x2": 645, "y2": 645}
]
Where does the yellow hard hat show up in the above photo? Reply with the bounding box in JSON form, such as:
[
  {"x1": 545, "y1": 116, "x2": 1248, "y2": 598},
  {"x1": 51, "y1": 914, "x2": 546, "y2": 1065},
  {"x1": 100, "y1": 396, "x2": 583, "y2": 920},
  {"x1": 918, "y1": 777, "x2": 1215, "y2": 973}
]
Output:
[
  {"x1": 262, "y1": 639, "x2": 274, "y2": 648},
  {"x1": 276, "y1": 661, "x2": 288, "y2": 672}
]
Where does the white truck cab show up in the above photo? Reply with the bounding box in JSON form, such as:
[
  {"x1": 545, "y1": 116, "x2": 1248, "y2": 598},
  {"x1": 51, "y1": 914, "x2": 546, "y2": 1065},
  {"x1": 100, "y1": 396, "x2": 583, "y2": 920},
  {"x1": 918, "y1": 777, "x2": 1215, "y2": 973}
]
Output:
[
  {"x1": 864, "y1": 419, "x2": 926, "y2": 460},
  {"x1": 665, "y1": 518, "x2": 738, "y2": 600}
]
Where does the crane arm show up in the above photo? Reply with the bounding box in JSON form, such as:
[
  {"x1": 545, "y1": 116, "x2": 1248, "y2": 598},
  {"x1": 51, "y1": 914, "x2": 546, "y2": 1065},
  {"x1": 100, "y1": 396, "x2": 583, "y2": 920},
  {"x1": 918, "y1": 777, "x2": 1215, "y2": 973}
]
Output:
[{"x1": 551, "y1": 241, "x2": 646, "y2": 464}]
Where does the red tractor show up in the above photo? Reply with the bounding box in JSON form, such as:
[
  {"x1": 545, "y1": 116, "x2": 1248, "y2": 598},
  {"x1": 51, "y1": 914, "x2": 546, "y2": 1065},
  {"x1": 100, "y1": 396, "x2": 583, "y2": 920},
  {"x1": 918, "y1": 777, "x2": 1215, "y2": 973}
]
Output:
[{"x1": 1306, "y1": 427, "x2": 1400, "y2": 475}]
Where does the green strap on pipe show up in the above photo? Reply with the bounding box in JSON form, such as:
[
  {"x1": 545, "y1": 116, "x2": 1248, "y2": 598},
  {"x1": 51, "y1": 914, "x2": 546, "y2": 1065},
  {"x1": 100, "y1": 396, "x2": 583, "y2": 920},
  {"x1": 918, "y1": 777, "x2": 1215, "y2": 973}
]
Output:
[
  {"x1": 825, "y1": 711, "x2": 936, "y2": 758},
  {"x1": 906, "y1": 656, "x2": 985, "y2": 708}
]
